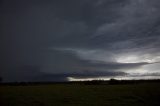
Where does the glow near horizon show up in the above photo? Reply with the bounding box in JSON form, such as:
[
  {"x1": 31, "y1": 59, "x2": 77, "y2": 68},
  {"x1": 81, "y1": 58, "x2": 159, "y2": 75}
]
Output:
[
  {"x1": 67, "y1": 54, "x2": 160, "y2": 81},
  {"x1": 67, "y1": 76, "x2": 160, "y2": 81},
  {"x1": 56, "y1": 48, "x2": 160, "y2": 81}
]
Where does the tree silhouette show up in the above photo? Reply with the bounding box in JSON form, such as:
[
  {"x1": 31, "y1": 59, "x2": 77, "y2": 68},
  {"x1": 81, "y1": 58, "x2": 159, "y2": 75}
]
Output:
[{"x1": 109, "y1": 78, "x2": 119, "y2": 84}]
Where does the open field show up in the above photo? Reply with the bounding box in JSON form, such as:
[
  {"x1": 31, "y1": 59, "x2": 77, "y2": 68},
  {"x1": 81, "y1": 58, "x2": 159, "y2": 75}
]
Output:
[{"x1": 1, "y1": 82, "x2": 160, "y2": 106}]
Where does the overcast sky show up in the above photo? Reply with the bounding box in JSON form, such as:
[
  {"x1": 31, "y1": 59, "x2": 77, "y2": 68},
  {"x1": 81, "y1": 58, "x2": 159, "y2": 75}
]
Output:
[{"x1": 1, "y1": 0, "x2": 160, "y2": 82}]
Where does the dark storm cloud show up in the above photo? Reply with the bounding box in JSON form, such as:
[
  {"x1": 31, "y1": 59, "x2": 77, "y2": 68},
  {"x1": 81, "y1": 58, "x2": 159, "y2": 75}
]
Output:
[
  {"x1": 41, "y1": 49, "x2": 132, "y2": 73},
  {"x1": 1, "y1": 0, "x2": 160, "y2": 81},
  {"x1": 34, "y1": 49, "x2": 152, "y2": 78}
]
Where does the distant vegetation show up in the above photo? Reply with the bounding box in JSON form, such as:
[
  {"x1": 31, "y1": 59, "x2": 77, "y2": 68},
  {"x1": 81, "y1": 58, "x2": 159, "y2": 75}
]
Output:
[{"x1": 0, "y1": 78, "x2": 160, "y2": 86}]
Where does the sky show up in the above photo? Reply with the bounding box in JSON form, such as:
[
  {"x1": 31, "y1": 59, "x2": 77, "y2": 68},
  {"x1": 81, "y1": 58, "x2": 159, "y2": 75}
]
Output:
[{"x1": 1, "y1": 0, "x2": 160, "y2": 82}]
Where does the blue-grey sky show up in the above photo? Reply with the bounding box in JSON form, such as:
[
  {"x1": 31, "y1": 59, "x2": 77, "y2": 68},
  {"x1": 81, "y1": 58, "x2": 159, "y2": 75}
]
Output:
[{"x1": 1, "y1": 0, "x2": 160, "y2": 82}]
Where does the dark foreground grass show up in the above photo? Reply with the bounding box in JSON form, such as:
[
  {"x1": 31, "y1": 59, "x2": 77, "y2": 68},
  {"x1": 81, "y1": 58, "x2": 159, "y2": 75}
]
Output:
[{"x1": 0, "y1": 83, "x2": 160, "y2": 106}]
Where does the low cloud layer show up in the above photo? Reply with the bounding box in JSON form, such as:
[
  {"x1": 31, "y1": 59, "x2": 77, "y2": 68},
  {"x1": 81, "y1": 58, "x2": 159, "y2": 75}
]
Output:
[{"x1": 1, "y1": 0, "x2": 160, "y2": 82}]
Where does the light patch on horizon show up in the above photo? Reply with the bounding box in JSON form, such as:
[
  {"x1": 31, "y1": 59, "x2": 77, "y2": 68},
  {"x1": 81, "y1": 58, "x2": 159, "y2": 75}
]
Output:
[
  {"x1": 67, "y1": 77, "x2": 110, "y2": 81},
  {"x1": 67, "y1": 75, "x2": 160, "y2": 81}
]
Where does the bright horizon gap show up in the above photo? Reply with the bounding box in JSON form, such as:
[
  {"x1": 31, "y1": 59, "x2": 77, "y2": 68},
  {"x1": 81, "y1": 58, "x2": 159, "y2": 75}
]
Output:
[{"x1": 67, "y1": 76, "x2": 160, "y2": 81}]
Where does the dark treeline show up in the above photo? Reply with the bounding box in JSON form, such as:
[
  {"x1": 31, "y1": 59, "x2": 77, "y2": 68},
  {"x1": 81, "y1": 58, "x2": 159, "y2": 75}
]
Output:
[{"x1": 0, "y1": 79, "x2": 160, "y2": 86}]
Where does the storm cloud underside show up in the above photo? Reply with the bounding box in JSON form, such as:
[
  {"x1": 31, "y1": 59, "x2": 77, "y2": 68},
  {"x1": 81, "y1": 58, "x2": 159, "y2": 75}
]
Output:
[{"x1": 1, "y1": 0, "x2": 160, "y2": 82}]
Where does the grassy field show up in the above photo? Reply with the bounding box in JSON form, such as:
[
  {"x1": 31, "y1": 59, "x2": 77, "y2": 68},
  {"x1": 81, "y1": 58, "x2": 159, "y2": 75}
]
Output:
[{"x1": 0, "y1": 83, "x2": 160, "y2": 106}]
